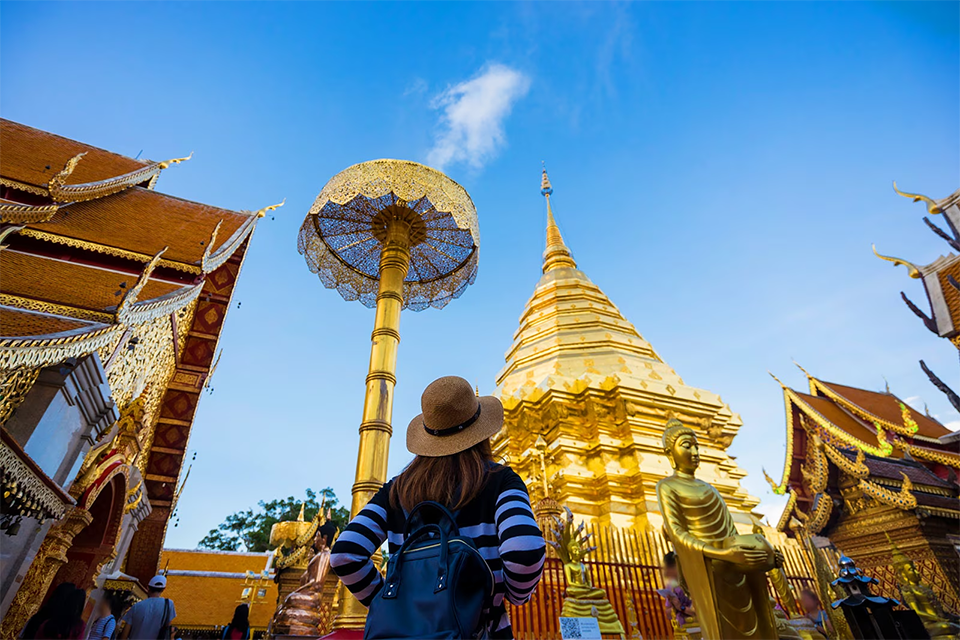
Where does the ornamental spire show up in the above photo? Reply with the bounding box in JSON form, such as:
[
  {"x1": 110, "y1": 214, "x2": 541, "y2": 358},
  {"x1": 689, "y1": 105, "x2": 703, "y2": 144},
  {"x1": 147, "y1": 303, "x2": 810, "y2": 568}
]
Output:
[{"x1": 541, "y1": 164, "x2": 577, "y2": 273}]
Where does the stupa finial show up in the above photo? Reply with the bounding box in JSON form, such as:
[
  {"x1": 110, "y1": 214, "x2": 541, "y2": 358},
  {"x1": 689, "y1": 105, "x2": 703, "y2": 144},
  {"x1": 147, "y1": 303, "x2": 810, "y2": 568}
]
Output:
[{"x1": 540, "y1": 164, "x2": 577, "y2": 273}]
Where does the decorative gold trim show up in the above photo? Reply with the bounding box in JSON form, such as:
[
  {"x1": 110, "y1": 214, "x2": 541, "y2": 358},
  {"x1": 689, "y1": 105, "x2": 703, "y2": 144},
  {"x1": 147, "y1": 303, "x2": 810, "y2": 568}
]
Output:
[
  {"x1": 811, "y1": 378, "x2": 920, "y2": 438},
  {"x1": 858, "y1": 473, "x2": 917, "y2": 510},
  {"x1": 776, "y1": 490, "x2": 797, "y2": 532},
  {"x1": 117, "y1": 249, "x2": 165, "y2": 320},
  {"x1": 0, "y1": 295, "x2": 114, "y2": 324},
  {"x1": 0, "y1": 202, "x2": 59, "y2": 224},
  {"x1": 16, "y1": 229, "x2": 202, "y2": 274},
  {"x1": 47, "y1": 152, "x2": 192, "y2": 203},
  {"x1": 890, "y1": 435, "x2": 960, "y2": 468},
  {"x1": 0, "y1": 439, "x2": 74, "y2": 519},
  {"x1": 768, "y1": 377, "x2": 795, "y2": 494},
  {"x1": 201, "y1": 214, "x2": 258, "y2": 273},
  {"x1": 917, "y1": 506, "x2": 960, "y2": 519},
  {"x1": 807, "y1": 490, "x2": 833, "y2": 534},
  {"x1": 0, "y1": 324, "x2": 123, "y2": 371},
  {"x1": 0, "y1": 178, "x2": 49, "y2": 197},
  {"x1": 785, "y1": 386, "x2": 893, "y2": 456},
  {"x1": 120, "y1": 282, "x2": 205, "y2": 326},
  {"x1": 822, "y1": 441, "x2": 870, "y2": 479},
  {"x1": 872, "y1": 244, "x2": 922, "y2": 279},
  {"x1": 893, "y1": 181, "x2": 943, "y2": 215}
]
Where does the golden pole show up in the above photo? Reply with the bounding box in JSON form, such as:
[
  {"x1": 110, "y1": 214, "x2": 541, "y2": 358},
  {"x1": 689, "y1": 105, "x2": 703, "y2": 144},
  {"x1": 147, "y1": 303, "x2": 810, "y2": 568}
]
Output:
[{"x1": 332, "y1": 218, "x2": 411, "y2": 630}]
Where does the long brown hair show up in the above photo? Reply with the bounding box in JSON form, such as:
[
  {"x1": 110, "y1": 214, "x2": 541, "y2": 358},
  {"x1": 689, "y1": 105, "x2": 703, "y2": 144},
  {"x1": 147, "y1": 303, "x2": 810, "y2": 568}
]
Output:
[{"x1": 390, "y1": 439, "x2": 496, "y2": 512}]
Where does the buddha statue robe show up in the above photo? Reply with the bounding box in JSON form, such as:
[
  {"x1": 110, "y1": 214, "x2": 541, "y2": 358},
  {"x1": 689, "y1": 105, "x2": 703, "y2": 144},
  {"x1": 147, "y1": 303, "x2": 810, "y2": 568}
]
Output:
[{"x1": 657, "y1": 473, "x2": 779, "y2": 640}]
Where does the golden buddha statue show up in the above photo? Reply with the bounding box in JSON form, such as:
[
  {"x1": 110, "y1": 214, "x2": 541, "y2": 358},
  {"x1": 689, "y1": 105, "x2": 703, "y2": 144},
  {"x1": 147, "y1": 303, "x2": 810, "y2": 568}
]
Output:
[
  {"x1": 656, "y1": 419, "x2": 779, "y2": 640},
  {"x1": 547, "y1": 507, "x2": 624, "y2": 635},
  {"x1": 888, "y1": 535, "x2": 959, "y2": 640},
  {"x1": 272, "y1": 512, "x2": 339, "y2": 636}
]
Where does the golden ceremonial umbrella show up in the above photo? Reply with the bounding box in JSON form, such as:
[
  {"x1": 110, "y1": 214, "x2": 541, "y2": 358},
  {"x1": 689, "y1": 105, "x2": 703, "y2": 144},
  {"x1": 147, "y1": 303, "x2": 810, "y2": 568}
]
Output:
[{"x1": 298, "y1": 159, "x2": 479, "y2": 630}]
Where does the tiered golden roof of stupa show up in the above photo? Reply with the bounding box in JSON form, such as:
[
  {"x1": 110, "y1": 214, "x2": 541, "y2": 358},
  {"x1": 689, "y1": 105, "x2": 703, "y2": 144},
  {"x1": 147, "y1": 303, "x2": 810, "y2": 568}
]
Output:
[{"x1": 491, "y1": 168, "x2": 763, "y2": 532}]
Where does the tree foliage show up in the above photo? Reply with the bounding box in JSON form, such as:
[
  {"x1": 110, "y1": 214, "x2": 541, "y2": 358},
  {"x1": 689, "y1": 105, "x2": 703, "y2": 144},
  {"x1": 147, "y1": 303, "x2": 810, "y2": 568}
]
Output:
[{"x1": 198, "y1": 487, "x2": 349, "y2": 552}]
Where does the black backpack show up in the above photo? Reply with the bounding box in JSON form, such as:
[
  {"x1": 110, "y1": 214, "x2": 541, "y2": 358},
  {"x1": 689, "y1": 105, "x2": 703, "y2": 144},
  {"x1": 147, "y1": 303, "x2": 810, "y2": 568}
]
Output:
[{"x1": 364, "y1": 501, "x2": 495, "y2": 640}]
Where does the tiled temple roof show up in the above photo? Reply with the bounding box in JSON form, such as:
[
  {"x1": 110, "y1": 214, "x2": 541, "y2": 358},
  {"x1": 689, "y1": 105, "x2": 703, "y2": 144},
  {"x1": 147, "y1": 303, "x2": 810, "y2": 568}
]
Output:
[
  {"x1": 0, "y1": 119, "x2": 150, "y2": 188},
  {"x1": 23, "y1": 187, "x2": 248, "y2": 269}
]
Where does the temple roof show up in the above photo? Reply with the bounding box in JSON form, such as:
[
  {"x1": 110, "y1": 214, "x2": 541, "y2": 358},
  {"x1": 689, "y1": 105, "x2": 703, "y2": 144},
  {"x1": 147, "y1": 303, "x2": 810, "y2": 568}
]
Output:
[
  {"x1": 0, "y1": 118, "x2": 151, "y2": 188},
  {"x1": 0, "y1": 307, "x2": 100, "y2": 338},
  {"x1": 816, "y1": 380, "x2": 951, "y2": 440},
  {"x1": 23, "y1": 187, "x2": 248, "y2": 268},
  {"x1": 771, "y1": 368, "x2": 959, "y2": 533},
  {"x1": 1, "y1": 250, "x2": 183, "y2": 315},
  {"x1": 0, "y1": 120, "x2": 267, "y2": 376}
]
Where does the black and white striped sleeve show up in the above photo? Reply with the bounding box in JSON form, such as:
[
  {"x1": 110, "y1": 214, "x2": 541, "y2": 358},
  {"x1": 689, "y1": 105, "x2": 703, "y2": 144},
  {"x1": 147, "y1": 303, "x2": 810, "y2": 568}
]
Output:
[
  {"x1": 330, "y1": 485, "x2": 389, "y2": 607},
  {"x1": 495, "y1": 472, "x2": 546, "y2": 605}
]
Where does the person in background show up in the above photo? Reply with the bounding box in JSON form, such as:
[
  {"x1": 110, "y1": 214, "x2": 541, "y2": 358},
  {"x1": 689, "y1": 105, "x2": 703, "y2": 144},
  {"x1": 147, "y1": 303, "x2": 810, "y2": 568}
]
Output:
[
  {"x1": 118, "y1": 575, "x2": 175, "y2": 640},
  {"x1": 657, "y1": 551, "x2": 695, "y2": 626},
  {"x1": 330, "y1": 376, "x2": 546, "y2": 639},
  {"x1": 36, "y1": 586, "x2": 87, "y2": 639},
  {"x1": 86, "y1": 595, "x2": 117, "y2": 640},
  {"x1": 800, "y1": 588, "x2": 834, "y2": 637},
  {"x1": 21, "y1": 582, "x2": 78, "y2": 639},
  {"x1": 221, "y1": 604, "x2": 251, "y2": 640}
]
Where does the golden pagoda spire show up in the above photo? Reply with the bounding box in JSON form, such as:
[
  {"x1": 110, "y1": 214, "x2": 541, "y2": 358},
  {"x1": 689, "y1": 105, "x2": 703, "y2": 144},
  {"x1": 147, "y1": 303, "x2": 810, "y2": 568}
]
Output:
[{"x1": 541, "y1": 164, "x2": 577, "y2": 273}]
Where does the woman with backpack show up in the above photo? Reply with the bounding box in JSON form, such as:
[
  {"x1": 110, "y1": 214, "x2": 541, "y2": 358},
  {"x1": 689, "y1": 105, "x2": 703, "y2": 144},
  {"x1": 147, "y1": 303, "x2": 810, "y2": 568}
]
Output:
[
  {"x1": 221, "y1": 605, "x2": 251, "y2": 640},
  {"x1": 331, "y1": 376, "x2": 547, "y2": 639}
]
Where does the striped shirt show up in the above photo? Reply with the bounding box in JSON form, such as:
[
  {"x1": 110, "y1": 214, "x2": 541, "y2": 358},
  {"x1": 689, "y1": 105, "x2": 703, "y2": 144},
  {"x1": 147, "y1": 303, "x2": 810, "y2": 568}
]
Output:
[
  {"x1": 86, "y1": 615, "x2": 115, "y2": 640},
  {"x1": 330, "y1": 464, "x2": 546, "y2": 638}
]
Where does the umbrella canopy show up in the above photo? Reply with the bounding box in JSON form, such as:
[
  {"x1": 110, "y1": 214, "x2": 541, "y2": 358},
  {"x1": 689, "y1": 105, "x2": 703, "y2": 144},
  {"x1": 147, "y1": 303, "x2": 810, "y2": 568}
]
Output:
[{"x1": 298, "y1": 159, "x2": 480, "y2": 311}]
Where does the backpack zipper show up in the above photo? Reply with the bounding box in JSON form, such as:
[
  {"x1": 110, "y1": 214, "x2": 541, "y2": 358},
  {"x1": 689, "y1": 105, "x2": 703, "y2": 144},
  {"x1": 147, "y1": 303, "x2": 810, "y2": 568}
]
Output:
[{"x1": 399, "y1": 539, "x2": 495, "y2": 597}]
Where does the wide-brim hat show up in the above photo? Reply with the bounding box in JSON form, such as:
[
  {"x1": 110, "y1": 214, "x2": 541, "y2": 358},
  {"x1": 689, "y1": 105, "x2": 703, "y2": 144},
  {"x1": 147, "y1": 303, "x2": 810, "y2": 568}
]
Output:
[{"x1": 407, "y1": 376, "x2": 504, "y2": 457}]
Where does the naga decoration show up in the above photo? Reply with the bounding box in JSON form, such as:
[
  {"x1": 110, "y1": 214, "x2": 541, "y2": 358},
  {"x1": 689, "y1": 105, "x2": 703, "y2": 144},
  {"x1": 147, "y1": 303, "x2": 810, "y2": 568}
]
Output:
[
  {"x1": 893, "y1": 181, "x2": 944, "y2": 215},
  {"x1": 872, "y1": 244, "x2": 922, "y2": 279},
  {"x1": 547, "y1": 507, "x2": 623, "y2": 634},
  {"x1": 920, "y1": 360, "x2": 960, "y2": 413},
  {"x1": 901, "y1": 292, "x2": 939, "y2": 334}
]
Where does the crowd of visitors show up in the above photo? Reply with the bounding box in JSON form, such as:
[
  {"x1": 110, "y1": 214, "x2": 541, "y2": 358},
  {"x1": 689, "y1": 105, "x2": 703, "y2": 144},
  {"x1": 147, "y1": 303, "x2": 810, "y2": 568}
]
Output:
[{"x1": 17, "y1": 574, "x2": 176, "y2": 640}]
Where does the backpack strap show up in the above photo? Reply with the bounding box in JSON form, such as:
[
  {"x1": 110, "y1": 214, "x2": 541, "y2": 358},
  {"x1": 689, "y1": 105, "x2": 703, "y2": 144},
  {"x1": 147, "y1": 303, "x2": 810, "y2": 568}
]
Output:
[
  {"x1": 403, "y1": 501, "x2": 460, "y2": 537},
  {"x1": 382, "y1": 522, "x2": 452, "y2": 599}
]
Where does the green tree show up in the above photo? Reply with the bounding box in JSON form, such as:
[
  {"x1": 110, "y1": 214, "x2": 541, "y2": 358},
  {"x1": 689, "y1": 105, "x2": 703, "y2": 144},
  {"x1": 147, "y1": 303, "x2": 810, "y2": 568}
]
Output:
[{"x1": 198, "y1": 487, "x2": 349, "y2": 552}]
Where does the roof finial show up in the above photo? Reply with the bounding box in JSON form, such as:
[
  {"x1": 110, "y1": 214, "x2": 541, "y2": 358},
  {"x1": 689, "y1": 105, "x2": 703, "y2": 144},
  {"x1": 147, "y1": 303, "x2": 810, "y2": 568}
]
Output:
[
  {"x1": 540, "y1": 163, "x2": 576, "y2": 273},
  {"x1": 873, "y1": 244, "x2": 921, "y2": 278}
]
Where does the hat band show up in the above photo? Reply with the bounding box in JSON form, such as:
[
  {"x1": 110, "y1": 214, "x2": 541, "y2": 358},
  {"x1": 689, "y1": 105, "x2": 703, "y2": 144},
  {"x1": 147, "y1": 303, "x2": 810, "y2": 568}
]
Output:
[{"x1": 423, "y1": 403, "x2": 482, "y2": 437}]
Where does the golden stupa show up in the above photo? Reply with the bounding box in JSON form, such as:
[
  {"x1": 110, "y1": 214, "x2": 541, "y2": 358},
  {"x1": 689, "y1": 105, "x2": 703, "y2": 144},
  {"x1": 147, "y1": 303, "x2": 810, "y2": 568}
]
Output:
[{"x1": 492, "y1": 168, "x2": 763, "y2": 532}]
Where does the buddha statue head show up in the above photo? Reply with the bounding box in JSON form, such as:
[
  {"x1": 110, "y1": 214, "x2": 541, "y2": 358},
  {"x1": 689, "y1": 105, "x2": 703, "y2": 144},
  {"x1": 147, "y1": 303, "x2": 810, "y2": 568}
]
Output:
[
  {"x1": 889, "y1": 538, "x2": 921, "y2": 587},
  {"x1": 663, "y1": 419, "x2": 699, "y2": 474}
]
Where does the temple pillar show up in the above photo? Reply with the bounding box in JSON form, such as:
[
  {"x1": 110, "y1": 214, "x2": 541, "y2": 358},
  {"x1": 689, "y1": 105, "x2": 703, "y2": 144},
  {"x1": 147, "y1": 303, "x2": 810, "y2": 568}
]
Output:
[
  {"x1": 122, "y1": 508, "x2": 169, "y2": 587},
  {"x1": 0, "y1": 508, "x2": 93, "y2": 639}
]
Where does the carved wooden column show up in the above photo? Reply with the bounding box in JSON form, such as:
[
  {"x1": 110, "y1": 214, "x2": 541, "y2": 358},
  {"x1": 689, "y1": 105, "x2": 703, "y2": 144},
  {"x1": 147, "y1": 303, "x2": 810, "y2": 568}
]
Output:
[{"x1": 0, "y1": 508, "x2": 93, "y2": 639}]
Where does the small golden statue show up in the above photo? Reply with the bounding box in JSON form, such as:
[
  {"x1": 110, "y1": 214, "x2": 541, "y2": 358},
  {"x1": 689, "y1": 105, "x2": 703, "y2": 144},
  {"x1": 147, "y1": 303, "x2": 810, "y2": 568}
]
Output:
[
  {"x1": 547, "y1": 507, "x2": 624, "y2": 635},
  {"x1": 888, "y1": 535, "x2": 959, "y2": 640},
  {"x1": 271, "y1": 508, "x2": 339, "y2": 637},
  {"x1": 656, "y1": 419, "x2": 779, "y2": 640}
]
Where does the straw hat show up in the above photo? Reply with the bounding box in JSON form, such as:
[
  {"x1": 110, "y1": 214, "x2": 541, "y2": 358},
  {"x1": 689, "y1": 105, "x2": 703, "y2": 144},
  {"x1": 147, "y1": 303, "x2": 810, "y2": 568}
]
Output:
[{"x1": 406, "y1": 376, "x2": 504, "y2": 457}]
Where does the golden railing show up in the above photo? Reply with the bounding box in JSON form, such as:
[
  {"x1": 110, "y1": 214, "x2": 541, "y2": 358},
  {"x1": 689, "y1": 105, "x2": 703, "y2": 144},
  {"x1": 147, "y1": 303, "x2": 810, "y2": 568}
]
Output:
[{"x1": 507, "y1": 525, "x2": 819, "y2": 640}]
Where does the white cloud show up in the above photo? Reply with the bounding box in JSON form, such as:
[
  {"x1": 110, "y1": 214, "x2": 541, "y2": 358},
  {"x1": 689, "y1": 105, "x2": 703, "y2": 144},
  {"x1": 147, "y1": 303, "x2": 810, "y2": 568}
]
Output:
[{"x1": 426, "y1": 64, "x2": 530, "y2": 171}]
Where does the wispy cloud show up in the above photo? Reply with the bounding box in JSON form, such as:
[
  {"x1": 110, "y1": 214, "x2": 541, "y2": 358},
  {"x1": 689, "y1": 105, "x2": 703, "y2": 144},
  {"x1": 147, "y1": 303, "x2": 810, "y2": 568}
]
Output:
[{"x1": 427, "y1": 64, "x2": 530, "y2": 172}]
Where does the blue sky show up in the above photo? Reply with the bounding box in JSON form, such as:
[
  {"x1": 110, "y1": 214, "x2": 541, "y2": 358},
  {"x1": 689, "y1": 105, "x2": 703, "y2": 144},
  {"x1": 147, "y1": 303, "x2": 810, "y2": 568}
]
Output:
[{"x1": 3, "y1": 2, "x2": 957, "y2": 548}]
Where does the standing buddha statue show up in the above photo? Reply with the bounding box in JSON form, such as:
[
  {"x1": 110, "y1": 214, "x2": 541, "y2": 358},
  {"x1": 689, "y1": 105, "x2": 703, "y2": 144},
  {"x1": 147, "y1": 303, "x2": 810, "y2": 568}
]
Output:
[
  {"x1": 547, "y1": 507, "x2": 624, "y2": 635},
  {"x1": 888, "y1": 535, "x2": 959, "y2": 640},
  {"x1": 656, "y1": 419, "x2": 780, "y2": 640}
]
